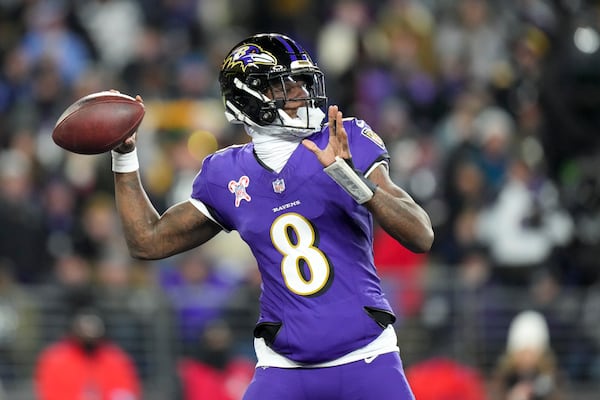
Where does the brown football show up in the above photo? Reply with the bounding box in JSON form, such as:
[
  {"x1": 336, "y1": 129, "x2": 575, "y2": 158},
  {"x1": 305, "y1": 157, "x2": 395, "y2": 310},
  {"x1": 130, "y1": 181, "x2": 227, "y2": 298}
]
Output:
[{"x1": 52, "y1": 91, "x2": 145, "y2": 154}]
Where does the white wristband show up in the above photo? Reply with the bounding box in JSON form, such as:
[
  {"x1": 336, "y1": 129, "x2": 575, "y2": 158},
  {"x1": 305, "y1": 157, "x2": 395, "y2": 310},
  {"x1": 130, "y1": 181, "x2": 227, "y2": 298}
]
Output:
[
  {"x1": 111, "y1": 148, "x2": 139, "y2": 173},
  {"x1": 324, "y1": 156, "x2": 376, "y2": 204}
]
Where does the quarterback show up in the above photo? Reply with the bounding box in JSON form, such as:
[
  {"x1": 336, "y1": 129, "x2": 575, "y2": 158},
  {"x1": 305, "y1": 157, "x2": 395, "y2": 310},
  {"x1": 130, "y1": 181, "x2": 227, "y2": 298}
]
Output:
[{"x1": 111, "y1": 33, "x2": 433, "y2": 399}]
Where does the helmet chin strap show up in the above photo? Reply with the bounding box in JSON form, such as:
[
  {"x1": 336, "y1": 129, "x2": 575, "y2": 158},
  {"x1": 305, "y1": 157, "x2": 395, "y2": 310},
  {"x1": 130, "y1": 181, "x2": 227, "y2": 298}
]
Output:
[{"x1": 274, "y1": 106, "x2": 325, "y2": 133}]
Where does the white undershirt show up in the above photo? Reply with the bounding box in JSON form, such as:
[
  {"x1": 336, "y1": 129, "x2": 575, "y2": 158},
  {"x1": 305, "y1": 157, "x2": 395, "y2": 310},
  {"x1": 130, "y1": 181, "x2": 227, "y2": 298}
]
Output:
[
  {"x1": 254, "y1": 325, "x2": 400, "y2": 368},
  {"x1": 249, "y1": 128, "x2": 301, "y2": 173}
]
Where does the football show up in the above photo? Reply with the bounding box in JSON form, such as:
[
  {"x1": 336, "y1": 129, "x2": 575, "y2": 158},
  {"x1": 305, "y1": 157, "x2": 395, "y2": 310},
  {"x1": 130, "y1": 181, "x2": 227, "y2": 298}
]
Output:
[{"x1": 52, "y1": 91, "x2": 145, "y2": 154}]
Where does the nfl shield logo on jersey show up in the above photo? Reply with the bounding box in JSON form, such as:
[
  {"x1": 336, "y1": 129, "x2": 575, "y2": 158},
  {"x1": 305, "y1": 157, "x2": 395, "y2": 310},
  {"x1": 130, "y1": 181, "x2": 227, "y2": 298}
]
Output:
[{"x1": 272, "y1": 178, "x2": 285, "y2": 193}]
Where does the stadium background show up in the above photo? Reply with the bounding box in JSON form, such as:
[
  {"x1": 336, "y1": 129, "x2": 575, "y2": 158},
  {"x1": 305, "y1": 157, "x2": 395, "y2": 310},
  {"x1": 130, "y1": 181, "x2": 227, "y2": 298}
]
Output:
[{"x1": 1, "y1": 0, "x2": 600, "y2": 398}]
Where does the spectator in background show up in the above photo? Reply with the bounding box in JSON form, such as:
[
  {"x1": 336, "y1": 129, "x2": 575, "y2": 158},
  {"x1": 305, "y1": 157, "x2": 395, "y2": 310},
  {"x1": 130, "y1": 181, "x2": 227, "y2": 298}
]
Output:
[
  {"x1": 471, "y1": 106, "x2": 515, "y2": 196},
  {"x1": 178, "y1": 319, "x2": 254, "y2": 400},
  {"x1": 432, "y1": 87, "x2": 489, "y2": 263},
  {"x1": 581, "y1": 280, "x2": 600, "y2": 381},
  {"x1": 490, "y1": 310, "x2": 566, "y2": 400},
  {"x1": 406, "y1": 356, "x2": 488, "y2": 400},
  {"x1": 121, "y1": 25, "x2": 171, "y2": 99},
  {"x1": 158, "y1": 248, "x2": 240, "y2": 356},
  {"x1": 435, "y1": 0, "x2": 509, "y2": 89},
  {"x1": 373, "y1": 225, "x2": 428, "y2": 321},
  {"x1": 476, "y1": 157, "x2": 574, "y2": 287},
  {"x1": 73, "y1": 0, "x2": 144, "y2": 74},
  {"x1": 41, "y1": 178, "x2": 79, "y2": 261},
  {"x1": 94, "y1": 254, "x2": 149, "y2": 378},
  {"x1": 418, "y1": 247, "x2": 513, "y2": 373},
  {"x1": 19, "y1": 1, "x2": 92, "y2": 86},
  {"x1": 0, "y1": 258, "x2": 39, "y2": 384},
  {"x1": 74, "y1": 193, "x2": 129, "y2": 262},
  {"x1": 35, "y1": 307, "x2": 141, "y2": 400},
  {"x1": 0, "y1": 148, "x2": 49, "y2": 283},
  {"x1": 93, "y1": 253, "x2": 177, "y2": 387},
  {"x1": 315, "y1": 0, "x2": 370, "y2": 112},
  {"x1": 375, "y1": 0, "x2": 440, "y2": 131},
  {"x1": 436, "y1": 157, "x2": 486, "y2": 264},
  {"x1": 560, "y1": 151, "x2": 600, "y2": 287},
  {"x1": 37, "y1": 254, "x2": 95, "y2": 345},
  {"x1": 222, "y1": 266, "x2": 262, "y2": 359},
  {"x1": 0, "y1": 46, "x2": 31, "y2": 120},
  {"x1": 530, "y1": 270, "x2": 594, "y2": 382}
]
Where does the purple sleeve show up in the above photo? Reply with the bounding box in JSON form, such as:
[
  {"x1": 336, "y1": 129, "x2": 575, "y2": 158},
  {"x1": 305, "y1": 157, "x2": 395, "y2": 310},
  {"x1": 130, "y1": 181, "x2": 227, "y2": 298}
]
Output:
[
  {"x1": 190, "y1": 155, "x2": 233, "y2": 231},
  {"x1": 345, "y1": 118, "x2": 389, "y2": 174}
]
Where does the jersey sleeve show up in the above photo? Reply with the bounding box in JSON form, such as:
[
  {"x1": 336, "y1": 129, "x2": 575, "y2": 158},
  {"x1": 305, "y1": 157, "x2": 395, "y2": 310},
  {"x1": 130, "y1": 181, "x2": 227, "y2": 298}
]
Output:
[
  {"x1": 344, "y1": 118, "x2": 390, "y2": 176},
  {"x1": 190, "y1": 155, "x2": 234, "y2": 231}
]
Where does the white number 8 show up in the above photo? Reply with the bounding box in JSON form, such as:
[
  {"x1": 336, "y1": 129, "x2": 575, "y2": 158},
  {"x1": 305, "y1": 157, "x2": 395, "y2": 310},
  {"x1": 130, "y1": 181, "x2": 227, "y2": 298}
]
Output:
[{"x1": 270, "y1": 213, "x2": 331, "y2": 296}]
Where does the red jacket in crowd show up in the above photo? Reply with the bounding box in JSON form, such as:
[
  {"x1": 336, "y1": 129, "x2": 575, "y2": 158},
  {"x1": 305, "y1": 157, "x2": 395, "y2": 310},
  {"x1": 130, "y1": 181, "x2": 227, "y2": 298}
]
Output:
[{"x1": 35, "y1": 338, "x2": 141, "y2": 400}]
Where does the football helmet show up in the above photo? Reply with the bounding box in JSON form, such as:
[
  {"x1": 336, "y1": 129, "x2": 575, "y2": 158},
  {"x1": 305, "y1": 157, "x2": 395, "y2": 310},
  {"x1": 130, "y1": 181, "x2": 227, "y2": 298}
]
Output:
[{"x1": 219, "y1": 33, "x2": 327, "y2": 131}]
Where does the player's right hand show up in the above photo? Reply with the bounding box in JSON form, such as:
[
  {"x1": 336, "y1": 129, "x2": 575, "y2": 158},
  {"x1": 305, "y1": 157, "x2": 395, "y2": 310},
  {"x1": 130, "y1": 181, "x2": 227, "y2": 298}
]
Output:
[{"x1": 113, "y1": 94, "x2": 143, "y2": 154}]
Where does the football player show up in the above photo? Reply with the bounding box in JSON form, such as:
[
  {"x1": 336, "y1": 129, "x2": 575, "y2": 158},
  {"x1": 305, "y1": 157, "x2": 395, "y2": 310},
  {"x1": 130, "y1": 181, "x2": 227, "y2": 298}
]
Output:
[{"x1": 111, "y1": 33, "x2": 433, "y2": 399}]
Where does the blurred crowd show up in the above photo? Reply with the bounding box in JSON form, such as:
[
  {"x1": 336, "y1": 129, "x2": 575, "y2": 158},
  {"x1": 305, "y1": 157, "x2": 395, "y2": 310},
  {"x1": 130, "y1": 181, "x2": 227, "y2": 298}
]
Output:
[{"x1": 1, "y1": 0, "x2": 600, "y2": 398}]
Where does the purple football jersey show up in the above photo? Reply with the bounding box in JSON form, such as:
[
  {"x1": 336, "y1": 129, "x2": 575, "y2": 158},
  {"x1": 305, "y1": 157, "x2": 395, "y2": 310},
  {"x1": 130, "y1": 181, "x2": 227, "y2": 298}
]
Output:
[{"x1": 191, "y1": 118, "x2": 394, "y2": 363}]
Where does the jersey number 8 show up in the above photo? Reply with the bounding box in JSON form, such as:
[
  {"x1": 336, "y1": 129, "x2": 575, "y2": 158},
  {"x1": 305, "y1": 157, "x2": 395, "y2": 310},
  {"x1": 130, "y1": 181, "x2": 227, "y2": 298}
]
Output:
[{"x1": 270, "y1": 213, "x2": 331, "y2": 296}]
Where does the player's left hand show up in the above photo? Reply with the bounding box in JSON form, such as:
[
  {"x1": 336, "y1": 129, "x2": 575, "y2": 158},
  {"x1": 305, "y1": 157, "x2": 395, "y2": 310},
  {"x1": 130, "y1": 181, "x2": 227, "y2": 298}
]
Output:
[{"x1": 302, "y1": 105, "x2": 351, "y2": 167}]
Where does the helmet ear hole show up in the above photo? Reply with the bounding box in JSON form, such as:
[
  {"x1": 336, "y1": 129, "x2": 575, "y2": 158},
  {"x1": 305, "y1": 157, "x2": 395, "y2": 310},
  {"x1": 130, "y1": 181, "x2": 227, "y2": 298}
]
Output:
[
  {"x1": 260, "y1": 108, "x2": 277, "y2": 124},
  {"x1": 247, "y1": 77, "x2": 263, "y2": 89}
]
